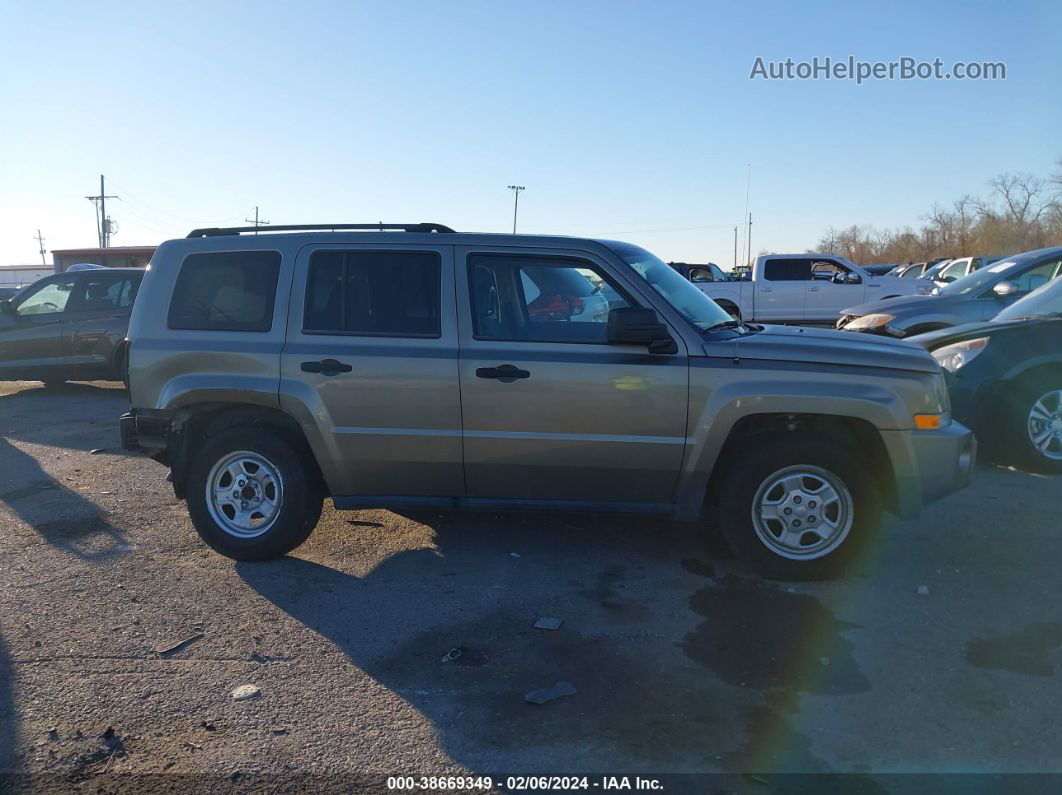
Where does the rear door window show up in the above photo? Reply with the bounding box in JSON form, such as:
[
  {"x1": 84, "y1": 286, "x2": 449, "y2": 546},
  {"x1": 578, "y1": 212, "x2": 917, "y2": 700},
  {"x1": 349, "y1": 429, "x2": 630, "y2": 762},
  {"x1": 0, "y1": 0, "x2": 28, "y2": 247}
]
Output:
[
  {"x1": 304, "y1": 250, "x2": 441, "y2": 337},
  {"x1": 168, "y1": 251, "x2": 281, "y2": 331},
  {"x1": 70, "y1": 271, "x2": 141, "y2": 312}
]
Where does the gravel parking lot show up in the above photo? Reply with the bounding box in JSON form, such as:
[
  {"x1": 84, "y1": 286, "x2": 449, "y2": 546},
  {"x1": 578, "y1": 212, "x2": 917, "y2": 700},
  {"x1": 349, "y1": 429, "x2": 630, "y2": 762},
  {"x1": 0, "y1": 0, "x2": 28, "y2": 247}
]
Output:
[{"x1": 1, "y1": 381, "x2": 1061, "y2": 791}]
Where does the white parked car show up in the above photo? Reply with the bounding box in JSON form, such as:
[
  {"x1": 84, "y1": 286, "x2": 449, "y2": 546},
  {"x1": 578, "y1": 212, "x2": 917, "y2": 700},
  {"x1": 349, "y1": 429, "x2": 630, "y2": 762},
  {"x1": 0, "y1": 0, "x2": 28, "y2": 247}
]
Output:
[{"x1": 694, "y1": 254, "x2": 931, "y2": 324}]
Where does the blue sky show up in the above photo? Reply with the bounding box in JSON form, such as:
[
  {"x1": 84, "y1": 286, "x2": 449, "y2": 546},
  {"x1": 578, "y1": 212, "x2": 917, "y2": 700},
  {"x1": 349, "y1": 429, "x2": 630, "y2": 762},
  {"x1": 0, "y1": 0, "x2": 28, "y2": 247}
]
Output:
[{"x1": 1, "y1": 0, "x2": 1059, "y2": 267}]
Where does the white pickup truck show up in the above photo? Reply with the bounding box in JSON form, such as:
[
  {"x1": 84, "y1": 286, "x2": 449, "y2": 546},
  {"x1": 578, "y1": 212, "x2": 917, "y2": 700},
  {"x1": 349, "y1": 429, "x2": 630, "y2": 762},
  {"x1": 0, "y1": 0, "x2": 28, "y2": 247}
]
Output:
[{"x1": 695, "y1": 254, "x2": 932, "y2": 324}]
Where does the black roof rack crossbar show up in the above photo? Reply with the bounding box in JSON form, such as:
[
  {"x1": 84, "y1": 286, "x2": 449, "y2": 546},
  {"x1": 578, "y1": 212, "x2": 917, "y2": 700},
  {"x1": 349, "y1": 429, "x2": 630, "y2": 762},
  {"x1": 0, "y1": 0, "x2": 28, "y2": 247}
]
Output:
[{"x1": 186, "y1": 223, "x2": 455, "y2": 238}]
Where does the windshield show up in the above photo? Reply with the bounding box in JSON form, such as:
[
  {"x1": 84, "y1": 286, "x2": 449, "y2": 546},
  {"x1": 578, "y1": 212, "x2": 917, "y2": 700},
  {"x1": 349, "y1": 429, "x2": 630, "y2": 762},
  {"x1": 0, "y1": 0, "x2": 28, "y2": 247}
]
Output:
[
  {"x1": 603, "y1": 241, "x2": 733, "y2": 330},
  {"x1": 995, "y1": 276, "x2": 1062, "y2": 321}
]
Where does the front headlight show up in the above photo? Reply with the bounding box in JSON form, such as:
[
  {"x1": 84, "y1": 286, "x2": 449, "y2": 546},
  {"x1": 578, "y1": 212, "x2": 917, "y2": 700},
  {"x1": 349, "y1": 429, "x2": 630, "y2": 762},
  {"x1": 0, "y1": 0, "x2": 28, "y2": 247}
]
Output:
[
  {"x1": 845, "y1": 313, "x2": 894, "y2": 330},
  {"x1": 931, "y1": 337, "x2": 989, "y2": 373}
]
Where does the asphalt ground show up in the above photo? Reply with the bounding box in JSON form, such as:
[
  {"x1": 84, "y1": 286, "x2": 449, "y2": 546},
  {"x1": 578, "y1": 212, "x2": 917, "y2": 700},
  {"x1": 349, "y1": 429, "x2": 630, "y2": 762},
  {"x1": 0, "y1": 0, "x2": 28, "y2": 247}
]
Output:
[{"x1": 1, "y1": 380, "x2": 1060, "y2": 793}]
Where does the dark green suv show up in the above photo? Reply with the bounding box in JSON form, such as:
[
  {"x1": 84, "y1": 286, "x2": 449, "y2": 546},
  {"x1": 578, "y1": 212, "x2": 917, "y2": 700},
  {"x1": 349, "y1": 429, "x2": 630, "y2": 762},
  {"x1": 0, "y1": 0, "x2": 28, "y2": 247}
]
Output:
[{"x1": 0, "y1": 267, "x2": 145, "y2": 384}]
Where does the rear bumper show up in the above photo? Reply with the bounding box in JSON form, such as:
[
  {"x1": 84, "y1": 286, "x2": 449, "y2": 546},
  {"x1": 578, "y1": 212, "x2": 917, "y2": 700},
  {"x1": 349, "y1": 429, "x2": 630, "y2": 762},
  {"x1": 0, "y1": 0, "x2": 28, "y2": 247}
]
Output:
[
  {"x1": 882, "y1": 421, "x2": 977, "y2": 520},
  {"x1": 119, "y1": 409, "x2": 171, "y2": 453}
]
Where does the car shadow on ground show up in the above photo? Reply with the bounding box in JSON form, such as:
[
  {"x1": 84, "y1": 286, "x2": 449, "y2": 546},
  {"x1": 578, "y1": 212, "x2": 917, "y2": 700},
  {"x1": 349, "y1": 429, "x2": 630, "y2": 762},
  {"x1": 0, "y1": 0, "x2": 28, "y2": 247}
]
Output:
[
  {"x1": 0, "y1": 633, "x2": 16, "y2": 776},
  {"x1": 0, "y1": 382, "x2": 131, "y2": 560},
  {"x1": 236, "y1": 512, "x2": 884, "y2": 782}
]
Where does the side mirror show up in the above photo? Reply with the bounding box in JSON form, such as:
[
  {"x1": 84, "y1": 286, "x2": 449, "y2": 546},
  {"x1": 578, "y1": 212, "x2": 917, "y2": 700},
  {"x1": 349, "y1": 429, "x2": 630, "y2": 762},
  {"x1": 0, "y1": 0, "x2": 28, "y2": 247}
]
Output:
[
  {"x1": 0, "y1": 300, "x2": 13, "y2": 316},
  {"x1": 993, "y1": 280, "x2": 1019, "y2": 297},
  {"x1": 845, "y1": 272, "x2": 862, "y2": 285},
  {"x1": 607, "y1": 307, "x2": 677, "y2": 354}
]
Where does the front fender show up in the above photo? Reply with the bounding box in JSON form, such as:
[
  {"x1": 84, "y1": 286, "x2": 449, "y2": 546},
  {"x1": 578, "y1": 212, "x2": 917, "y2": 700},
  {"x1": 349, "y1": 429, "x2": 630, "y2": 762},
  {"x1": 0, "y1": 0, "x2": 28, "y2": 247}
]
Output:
[{"x1": 674, "y1": 376, "x2": 910, "y2": 520}]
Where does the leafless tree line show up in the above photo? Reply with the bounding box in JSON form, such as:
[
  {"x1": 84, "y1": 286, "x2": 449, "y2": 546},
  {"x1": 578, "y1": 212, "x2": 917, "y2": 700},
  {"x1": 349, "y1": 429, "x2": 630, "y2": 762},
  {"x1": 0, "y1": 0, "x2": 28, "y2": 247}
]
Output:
[{"x1": 812, "y1": 159, "x2": 1062, "y2": 264}]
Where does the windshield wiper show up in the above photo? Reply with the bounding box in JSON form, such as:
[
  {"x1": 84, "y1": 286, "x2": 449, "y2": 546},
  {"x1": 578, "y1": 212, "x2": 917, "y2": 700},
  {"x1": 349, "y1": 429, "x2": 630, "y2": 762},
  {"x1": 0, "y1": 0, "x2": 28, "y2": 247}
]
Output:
[
  {"x1": 1003, "y1": 312, "x2": 1062, "y2": 321},
  {"x1": 704, "y1": 319, "x2": 747, "y2": 333}
]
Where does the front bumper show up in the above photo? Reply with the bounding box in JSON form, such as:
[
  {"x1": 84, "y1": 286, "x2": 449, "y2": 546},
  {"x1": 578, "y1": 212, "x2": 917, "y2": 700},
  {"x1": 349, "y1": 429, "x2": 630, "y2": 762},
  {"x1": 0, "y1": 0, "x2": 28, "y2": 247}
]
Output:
[{"x1": 882, "y1": 421, "x2": 977, "y2": 520}]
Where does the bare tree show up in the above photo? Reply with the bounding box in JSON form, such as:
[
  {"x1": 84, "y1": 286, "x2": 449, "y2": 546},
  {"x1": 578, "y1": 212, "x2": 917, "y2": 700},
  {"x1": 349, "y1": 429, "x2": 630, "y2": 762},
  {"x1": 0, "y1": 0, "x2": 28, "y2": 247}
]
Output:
[{"x1": 809, "y1": 160, "x2": 1062, "y2": 263}]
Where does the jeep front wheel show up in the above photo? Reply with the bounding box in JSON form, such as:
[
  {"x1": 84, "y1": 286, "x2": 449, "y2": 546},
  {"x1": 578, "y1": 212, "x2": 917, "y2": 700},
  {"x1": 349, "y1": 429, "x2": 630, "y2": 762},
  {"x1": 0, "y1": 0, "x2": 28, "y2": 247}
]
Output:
[
  {"x1": 186, "y1": 428, "x2": 322, "y2": 560},
  {"x1": 716, "y1": 436, "x2": 881, "y2": 580}
]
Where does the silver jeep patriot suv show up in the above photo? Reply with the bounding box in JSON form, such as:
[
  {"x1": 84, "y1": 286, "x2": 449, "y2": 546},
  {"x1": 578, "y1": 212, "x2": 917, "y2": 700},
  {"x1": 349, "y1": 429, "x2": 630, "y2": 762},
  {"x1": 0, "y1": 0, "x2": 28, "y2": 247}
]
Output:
[{"x1": 120, "y1": 223, "x2": 975, "y2": 579}]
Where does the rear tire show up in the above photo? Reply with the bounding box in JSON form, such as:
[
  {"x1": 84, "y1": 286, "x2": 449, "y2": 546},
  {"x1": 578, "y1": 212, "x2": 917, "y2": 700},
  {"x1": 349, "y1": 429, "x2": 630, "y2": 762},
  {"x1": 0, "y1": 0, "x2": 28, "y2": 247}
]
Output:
[
  {"x1": 997, "y1": 376, "x2": 1062, "y2": 474},
  {"x1": 186, "y1": 427, "x2": 323, "y2": 560},
  {"x1": 715, "y1": 434, "x2": 882, "y2": 580}
]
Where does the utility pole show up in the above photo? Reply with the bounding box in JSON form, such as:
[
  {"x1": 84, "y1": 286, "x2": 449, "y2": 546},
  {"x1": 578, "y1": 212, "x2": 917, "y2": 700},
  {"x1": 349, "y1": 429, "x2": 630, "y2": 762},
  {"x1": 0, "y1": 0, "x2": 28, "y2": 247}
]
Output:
[
  {"x1": 245, "y1": 206, "x2": 270, "y2": 235},
  {"x1": 507, "y1": 185, "x2": 525, "y2": 234},
  {"x1": 85, "y1": 175, "x2": 118, "y2": 248},
  {"x1": 34, "y1": 229, "x2": 47, "y2": 267}
]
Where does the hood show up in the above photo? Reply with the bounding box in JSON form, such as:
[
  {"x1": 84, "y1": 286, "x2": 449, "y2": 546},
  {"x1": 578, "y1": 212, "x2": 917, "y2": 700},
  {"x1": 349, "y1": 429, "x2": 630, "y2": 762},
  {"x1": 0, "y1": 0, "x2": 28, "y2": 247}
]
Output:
[
  {"x1": 907, "y1": 317, "x2": 1052, "y2": 350},
  {"x1": 841, "y1": 293, "x2": 939, "y2": 317},
  {"x1": 707, "y1": 324, "x2": 940, "y2": 374}
]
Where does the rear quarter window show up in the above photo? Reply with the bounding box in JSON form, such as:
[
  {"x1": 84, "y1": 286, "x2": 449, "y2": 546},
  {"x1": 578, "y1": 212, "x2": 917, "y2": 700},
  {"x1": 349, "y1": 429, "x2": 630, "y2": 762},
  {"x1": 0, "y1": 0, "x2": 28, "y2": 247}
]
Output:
[{"x1": 168, "y1": 251, "x2": 282, "y2": 331}]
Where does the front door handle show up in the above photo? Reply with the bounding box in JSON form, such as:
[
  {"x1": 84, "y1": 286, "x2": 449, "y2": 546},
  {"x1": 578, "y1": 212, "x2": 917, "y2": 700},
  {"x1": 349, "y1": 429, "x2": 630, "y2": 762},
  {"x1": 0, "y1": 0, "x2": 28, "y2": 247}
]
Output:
[
  {"x1": 476, "y1": 364, "x2": 531, "y2": 383},
  {"x1": 301, "y1": 358, "x2": 352, "y2": 376},
  {"x1": 808, "y1": 286, "x2": 819, "y2": 292}
]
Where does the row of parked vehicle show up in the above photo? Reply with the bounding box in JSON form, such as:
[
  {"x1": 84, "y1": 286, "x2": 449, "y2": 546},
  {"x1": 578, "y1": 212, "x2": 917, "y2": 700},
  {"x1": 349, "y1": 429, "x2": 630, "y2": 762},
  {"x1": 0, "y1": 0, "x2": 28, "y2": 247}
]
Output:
[
  {"x1": 2, "y1": 226, "x2": 1055, "y2": 582},
  {"x1": 678, "y1": 246, "x2": 1062, "y2": 473}
]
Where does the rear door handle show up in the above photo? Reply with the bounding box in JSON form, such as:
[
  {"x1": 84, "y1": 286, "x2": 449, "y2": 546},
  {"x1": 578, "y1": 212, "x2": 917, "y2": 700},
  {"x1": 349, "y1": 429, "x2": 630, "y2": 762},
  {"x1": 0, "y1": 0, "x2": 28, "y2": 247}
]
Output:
[
  {"x1": 476, "y1": 364, "x2": 531, "y2": 383},
  {"x1": 301, "y1": 358, "x2": 352, "y2": 376}
]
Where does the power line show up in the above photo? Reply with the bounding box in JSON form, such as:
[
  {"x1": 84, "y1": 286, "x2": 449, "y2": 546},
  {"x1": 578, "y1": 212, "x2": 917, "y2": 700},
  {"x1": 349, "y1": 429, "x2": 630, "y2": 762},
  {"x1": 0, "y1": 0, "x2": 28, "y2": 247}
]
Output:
[{"x1": 106, "y1": 180, "x2": 203, "y2": 226}]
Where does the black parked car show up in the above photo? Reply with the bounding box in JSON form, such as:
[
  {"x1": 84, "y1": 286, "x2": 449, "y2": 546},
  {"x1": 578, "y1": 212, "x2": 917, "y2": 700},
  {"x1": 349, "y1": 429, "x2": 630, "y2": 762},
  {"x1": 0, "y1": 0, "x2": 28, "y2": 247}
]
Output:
[
  {"x1": 837, "y1": 246, "x2": 1062, "y2": 337},
  {"x1": 910, "y1": 277, "x2": 1062, "y2": 473},
  {"x1": 0, "y1": 267, "x2": 145, "y2": 384}
]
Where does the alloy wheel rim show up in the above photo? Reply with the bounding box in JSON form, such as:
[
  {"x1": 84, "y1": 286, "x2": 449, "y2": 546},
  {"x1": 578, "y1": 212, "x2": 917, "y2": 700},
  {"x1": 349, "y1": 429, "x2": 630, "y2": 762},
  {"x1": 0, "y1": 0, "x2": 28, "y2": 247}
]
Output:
[
  {"x1": 205, "y1": 451, "x2": 284, "y2": 538},
  {"x1": 751, "y1": 465, "x2": 854, "y2": 560},
  {"x1": 1027, "y1": 389, "x2": 1062, "y2": 461}
]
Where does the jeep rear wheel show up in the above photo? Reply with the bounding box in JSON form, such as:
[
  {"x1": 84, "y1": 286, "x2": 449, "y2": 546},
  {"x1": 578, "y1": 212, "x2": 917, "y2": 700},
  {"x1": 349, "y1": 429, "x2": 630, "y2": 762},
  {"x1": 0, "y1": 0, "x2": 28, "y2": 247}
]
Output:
[
  {"x1": 716, "y1": 435, "x2": 881, "y2": 580},
  {"x1": 186, "y1": 428, "x2": 322, "y2": 560}
]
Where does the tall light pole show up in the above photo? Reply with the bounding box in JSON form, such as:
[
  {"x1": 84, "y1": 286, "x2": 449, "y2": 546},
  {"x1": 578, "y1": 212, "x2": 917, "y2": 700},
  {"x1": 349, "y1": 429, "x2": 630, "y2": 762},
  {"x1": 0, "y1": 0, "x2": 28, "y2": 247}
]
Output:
[{"x1": 507, "y1": 185, "x2": 525, "y2": 234}]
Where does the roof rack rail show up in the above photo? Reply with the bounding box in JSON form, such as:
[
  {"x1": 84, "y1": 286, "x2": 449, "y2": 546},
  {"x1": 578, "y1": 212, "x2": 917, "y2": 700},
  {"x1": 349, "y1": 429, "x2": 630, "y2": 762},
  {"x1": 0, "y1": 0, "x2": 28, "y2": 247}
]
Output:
[{"x1": 186, "y1": 223, "x2": 456, "y2": 238}]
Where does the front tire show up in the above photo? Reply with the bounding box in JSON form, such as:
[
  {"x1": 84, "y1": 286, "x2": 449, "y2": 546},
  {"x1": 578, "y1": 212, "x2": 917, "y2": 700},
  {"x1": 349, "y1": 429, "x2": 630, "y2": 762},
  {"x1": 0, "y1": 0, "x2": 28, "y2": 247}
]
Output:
[
  {"x1": 716, "y1": 435, "x2": 881, "y2": 580},
  {"x1": 186, "y1": 428, "x2": 322, "y2": 560},
  {"x1": 999, "y1": 377, "x2": 1062, "y2": 474}
]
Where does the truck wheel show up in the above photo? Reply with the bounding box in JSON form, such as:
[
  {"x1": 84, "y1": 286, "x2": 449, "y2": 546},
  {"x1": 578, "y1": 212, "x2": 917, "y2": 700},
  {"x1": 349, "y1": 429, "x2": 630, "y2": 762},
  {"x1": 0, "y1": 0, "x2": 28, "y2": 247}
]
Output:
[
  {"x1": 716, "y1": 435, "x2": 881, "y2": 580},
  {"x1": 186, "y1": 428, "x2": 322, "y2": 560},
  {"x1": 999, "y1": 376, "x2": 1062, "y2": 474}
]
